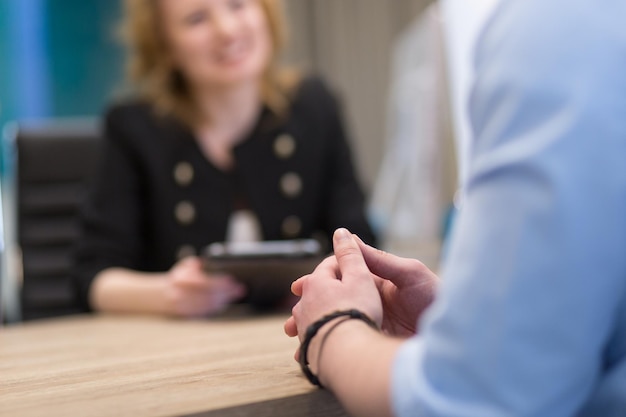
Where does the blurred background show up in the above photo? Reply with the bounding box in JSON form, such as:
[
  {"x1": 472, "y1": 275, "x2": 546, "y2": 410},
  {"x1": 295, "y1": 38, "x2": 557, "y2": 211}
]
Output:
[
  {"x1": 2, "y1": 0, "x2": 496, "y2": 323},
  {"x1": 0, "y1": 0, "x2": 432, "y2": 187},
  {"x1": 0, "y1": 0, "x2": 123, "y2": 126}
]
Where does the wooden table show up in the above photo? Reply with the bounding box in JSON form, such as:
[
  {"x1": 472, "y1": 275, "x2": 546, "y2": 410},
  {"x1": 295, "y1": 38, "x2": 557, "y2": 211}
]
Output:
[{"x1": 0, "y1": 312, "x2": 349, "y2": 417}]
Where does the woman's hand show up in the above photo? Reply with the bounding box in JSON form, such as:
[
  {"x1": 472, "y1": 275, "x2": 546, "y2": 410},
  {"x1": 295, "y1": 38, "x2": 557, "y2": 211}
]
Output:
[{"x1": 164, "y1": 256, "x2": 246, "y2": 317}]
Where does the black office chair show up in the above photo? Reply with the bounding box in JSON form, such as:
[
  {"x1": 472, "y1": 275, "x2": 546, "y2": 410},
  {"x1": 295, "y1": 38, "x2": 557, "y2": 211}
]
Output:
[{"x1": 2, "y1": 118, "x2": 101, "y2": 321}]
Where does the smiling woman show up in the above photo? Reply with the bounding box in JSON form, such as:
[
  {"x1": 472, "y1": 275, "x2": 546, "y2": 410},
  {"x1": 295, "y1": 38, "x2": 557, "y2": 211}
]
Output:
[
  {"x1": 160, "y1": 0, "x2": 271, "y2": 87},
  {"x1": 123, "y1": 0, "x2": 294, "y2": 126},
  {"x1": 72, "y1": 0, "x2": 376, "y2": 318}
]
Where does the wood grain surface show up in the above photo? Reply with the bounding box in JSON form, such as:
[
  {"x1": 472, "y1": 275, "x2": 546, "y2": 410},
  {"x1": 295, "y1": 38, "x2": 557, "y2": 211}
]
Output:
[{"x1": 0, "y1": 313, "x2": 347, "y2": 417}]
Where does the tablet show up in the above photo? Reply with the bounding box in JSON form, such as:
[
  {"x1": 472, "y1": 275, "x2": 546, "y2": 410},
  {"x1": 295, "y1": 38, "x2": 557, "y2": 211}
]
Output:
[{"x1": 202, "y1": 239, "x2": 325, "y2": 309}]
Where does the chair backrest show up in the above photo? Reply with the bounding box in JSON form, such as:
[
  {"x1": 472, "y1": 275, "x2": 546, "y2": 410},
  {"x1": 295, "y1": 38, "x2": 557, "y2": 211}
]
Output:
[{"x1": 9, "y1": 118, "x2": 101, "y2": 320}]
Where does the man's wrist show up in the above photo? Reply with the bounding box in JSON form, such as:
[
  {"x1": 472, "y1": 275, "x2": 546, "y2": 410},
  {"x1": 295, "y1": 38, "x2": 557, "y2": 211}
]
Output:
[
  {"x1": 299, "y1": 310, "x2": 379, "y2": 388},
  {"x1": 307, "y1": 316, "x2": 350, "y2": 372}
]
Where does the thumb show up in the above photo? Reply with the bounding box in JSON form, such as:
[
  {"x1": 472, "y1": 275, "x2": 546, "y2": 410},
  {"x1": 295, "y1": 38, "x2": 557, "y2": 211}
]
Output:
[{"x1": 333, "y1": 228, "x2": 369, "y2": 283}]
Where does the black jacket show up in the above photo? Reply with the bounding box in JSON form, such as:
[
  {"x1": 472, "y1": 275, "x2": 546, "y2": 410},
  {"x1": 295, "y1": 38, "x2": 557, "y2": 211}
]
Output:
[{"x1": 74, "y1": 77, "x2": 376, "y2": 308}]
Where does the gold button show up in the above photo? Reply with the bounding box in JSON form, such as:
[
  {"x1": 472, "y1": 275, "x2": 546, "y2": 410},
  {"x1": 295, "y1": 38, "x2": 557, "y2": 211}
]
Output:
[
  {"x1": 175, "y1": 201, "x2": 196, "y2": 225},
  {"x1": 174, "y1": 161, "x2": 194, "y2": 186},
  {"x1": 176, "y1": 245, "x2": 196, "y2": 260},
  {"x1": 281, "y1": 215, "x2": 302, "y2": 237},
  {"x1": 273, "y1": 134, "x2": 296, "y2": 159},
  {"x1": 280, "y1": 172, "x2": 302, "y2": 198}
]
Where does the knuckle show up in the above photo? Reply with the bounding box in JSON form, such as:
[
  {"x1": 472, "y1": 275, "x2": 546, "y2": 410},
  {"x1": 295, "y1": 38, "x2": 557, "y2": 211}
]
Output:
[
  {"x1": 338, "y1": 245, "x2": 361, "y2": 259},
  {"x1": 407, "y1": 258, "x2": 425, "y2": 270}
]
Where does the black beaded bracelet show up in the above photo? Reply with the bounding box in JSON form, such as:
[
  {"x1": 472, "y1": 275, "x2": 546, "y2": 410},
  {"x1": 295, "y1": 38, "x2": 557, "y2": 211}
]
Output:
[{"x1": 298, "y1": 309, "x2": 379, "y2": 388}]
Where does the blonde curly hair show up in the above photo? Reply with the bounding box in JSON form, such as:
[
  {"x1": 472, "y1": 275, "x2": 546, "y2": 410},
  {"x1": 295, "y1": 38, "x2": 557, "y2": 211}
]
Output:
[{"x1": 121, "y1": 0, "x2": 298, "y2": 125}]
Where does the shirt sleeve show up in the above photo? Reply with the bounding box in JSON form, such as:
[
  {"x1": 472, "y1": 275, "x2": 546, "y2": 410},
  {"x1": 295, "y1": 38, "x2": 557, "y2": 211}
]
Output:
[{"x1": 391, "y1": 1, "x2": 626, "y2": 416}]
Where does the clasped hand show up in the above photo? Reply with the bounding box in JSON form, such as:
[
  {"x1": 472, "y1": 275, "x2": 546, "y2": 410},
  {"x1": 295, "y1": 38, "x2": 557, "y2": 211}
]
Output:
[{"x1": 284, "y1": 228, "x2": 439, "y2": 346}]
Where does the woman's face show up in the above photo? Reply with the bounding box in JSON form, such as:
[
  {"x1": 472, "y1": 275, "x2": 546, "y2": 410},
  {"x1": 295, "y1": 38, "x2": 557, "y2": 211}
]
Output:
[{"x1": 159, "y1": 0, "x2": 272, "y2": 89}]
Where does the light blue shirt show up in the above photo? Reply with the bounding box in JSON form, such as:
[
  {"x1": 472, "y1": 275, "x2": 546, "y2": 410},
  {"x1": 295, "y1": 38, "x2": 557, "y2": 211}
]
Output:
[{"x1": 392, "y1": 0, "x2": 626, "y2": 416}]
